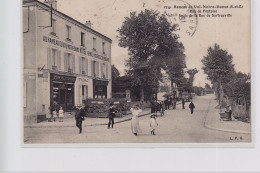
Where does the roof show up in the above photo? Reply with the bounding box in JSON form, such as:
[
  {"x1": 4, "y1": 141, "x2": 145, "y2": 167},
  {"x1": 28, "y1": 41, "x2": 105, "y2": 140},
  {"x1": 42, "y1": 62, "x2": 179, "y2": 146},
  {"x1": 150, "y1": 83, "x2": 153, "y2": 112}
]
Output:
[{"x1": 23, "y1": 0, "x2": 112, "y2": 43}]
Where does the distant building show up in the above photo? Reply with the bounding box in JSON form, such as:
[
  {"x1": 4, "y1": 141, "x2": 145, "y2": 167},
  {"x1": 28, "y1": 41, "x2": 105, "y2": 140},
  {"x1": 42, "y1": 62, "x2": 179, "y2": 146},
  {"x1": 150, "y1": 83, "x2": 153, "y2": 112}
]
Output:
[{"x1": 23, "y1": 0, "x2": 112, "y2": 122}]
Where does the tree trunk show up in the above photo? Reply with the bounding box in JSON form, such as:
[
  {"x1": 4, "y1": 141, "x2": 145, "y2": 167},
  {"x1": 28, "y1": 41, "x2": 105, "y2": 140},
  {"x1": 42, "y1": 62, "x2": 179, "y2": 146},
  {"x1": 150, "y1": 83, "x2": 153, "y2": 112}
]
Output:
[
  {"x1": 170, "y1": 80, "x2": 174, "y2": 94},
  {"x1": 140, "y1": 87, "x2": 144, "y2": 102},
  {"x1": 219, "y1": 81, "x2": 222, "y2": 112}
]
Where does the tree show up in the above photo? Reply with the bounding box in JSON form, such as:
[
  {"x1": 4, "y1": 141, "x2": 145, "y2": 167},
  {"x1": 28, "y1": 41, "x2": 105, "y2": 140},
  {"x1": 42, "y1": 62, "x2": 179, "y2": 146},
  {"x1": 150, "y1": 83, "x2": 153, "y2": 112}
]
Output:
[
  {"x1": 201, "y1": 44, "x2": 235, "y2": 105},
  {"x1": 186, "y1": 68, "x2": 199, "y2": 92},
  {"x1": 163, "y1": 42, "x2": 187, "y2": 93},
  {"x1": 117, "y1": 9, "x2": 178, "y2": 101},
  {"x1": 205, "y1": 83, "x2": 211, "y2": 90},
  {"x1": 111, "y1": 64, "x2": 120, "y2": 81}
]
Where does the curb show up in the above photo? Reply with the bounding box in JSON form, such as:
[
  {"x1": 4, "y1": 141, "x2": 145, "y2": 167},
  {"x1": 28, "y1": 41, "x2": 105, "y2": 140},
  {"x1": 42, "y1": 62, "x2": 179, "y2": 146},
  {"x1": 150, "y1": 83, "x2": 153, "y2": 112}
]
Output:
[
  {"x1": 203, "y1": 98, "x2": 251, "y2": 134},
  {"x1": 204, "y1": 124, "x2": 251, "y2": 134},
  {"x1": 24, "y1": 112, "x2": 151, "y2": 128}
]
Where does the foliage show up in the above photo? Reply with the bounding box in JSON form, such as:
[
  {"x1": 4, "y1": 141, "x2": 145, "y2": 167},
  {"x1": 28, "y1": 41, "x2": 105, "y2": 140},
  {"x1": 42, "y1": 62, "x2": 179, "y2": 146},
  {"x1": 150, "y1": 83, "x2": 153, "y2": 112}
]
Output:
[
  {"x1": 117, "y1": 9, "x2": 182, "y2": 101},
  {"x1": 186, "y1": 68, "x2": 199, "y2": 87},
  {"x1": 84, "y1": 98, "x2": 131, "y2": 115},
  {"x1": 111, "y1": 64, "x2": 120, "y2": 81},
  {"x1": 201, "y1": 44, "x2": 235, "y2": 103},
  {"x1": 223, "y1": 72, "x2": 251, "y2": 108},
  {"x1": 201, "y1": 44, "x2": 235, "y2": 84}
]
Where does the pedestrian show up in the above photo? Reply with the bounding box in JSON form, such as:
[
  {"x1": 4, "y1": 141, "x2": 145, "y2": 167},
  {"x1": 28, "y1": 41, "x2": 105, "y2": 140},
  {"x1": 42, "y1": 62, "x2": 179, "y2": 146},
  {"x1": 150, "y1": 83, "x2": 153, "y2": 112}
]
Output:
[
  {"x1": 52, "y1": 109, "x2": 57, "y2": 122},
  {"x1": 182, "y1": 98, "x2": 185, "y2": 109},
  {"x1": 130, "y1": 104, "x2": 142, "y2": 136},
  {"x1": 75, "y1": 105, "x2": 85, "y2": 134},
  {"x1": 59, "y1": 106, "x2": 64, "y2": 122},
  {"x1": 189, "y1": 101, "x2": 195, "y2": 114},
  {"x1": 160, "y1": 101, "x2": 165, "y2": 116},
  {"x1": 150, "y1": 114, "x2": 158, "y2": 135},
  {"x1": 225, "y1": 106, "x2": 232, "y2": 120},
  {"x1": 46, "y1": 106, "x2": 52, "y2": 122},
  {"x1": 108, "y1": 103, "x2": 116, "y2": 129},
  {"x1": 150, "y1": 101, "x2": 154, "y2": 114}
]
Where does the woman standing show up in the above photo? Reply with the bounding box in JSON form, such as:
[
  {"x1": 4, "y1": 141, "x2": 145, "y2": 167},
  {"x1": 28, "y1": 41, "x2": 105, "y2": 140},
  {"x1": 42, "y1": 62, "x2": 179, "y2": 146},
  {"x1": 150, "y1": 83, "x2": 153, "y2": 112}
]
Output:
[
  {"x1": 130, "y1": 104, "x2": 142, "y2": 136},
  {"x1": 59, "y1": 106, "x2": 64, "y2": 122},
  {"x1": 46, "y1": 106, "x2": 52, "y2": 122}
]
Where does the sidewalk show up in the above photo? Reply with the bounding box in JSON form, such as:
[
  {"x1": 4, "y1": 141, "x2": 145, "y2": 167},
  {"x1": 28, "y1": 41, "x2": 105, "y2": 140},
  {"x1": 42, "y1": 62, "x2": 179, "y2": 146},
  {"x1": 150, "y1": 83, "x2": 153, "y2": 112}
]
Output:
[
  {"x1": 204, "y1": 98, "x2": 251, "y2": 134},
  {"x1": 24, "y1": 109, "x2": 151, "y2": 128}
]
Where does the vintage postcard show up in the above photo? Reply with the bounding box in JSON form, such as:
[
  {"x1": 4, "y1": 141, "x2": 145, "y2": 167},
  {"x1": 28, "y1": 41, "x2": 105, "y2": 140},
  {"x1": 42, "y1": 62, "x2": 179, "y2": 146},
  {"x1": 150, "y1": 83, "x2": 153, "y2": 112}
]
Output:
[{"x1": 23, "y1": 0, "x2": 251, "y2": 145}]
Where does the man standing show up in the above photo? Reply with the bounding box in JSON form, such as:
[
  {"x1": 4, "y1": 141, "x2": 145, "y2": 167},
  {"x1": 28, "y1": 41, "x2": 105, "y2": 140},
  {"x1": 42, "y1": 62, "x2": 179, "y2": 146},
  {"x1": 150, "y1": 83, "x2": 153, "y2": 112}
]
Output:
[
  {"x1": 75, "y1": 105, "x2": 85, "y2": 134},
  {"x1": 182, "y1": 98, "x2": 185, "y2": 109},
  {"x1": 189, "y1": 101, "x2": 195, "y2": 114},
  {"x1": 108, "y1": 103, "x2": 116, "y2": 129}
]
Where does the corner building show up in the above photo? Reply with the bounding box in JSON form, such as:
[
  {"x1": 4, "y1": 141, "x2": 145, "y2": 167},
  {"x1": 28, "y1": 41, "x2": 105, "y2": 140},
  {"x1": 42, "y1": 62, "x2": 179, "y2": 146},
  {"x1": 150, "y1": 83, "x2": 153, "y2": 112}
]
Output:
[{"x1": 23, "y1": 0, "x2": 112, "y2": 123}]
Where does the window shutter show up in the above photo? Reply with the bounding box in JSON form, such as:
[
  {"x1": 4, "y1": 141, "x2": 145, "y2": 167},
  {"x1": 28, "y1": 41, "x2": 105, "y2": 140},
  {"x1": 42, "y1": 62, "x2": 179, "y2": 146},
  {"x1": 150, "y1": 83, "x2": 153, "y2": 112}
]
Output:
[
  {"x1": 64, "y1": 53, "x2": 68, "y2": 72},
  {"x1": 91, "y1": 60, "x2": 94, "y2": 77},
  {"x1": 72, "y1": 55, "x2": 75, "y2": 73},
  {"x1": 106, "y1": 64, "x2": 108, "y2": 79},
  {"x1": 96, "y1": 61, "x2": 99, "y2": 77},
  {"x1": 57, "y1": 50, "x2": 61, "y2": 71},
  {"x1": 85, "y1": 59, "x2": 88, "y2": 75},
  {"x1": 79, "y1": 57, "x2": 82, "y2": 74},
  {"x1": 47, "y1": 48, "x2": 51, "y2": 69}
]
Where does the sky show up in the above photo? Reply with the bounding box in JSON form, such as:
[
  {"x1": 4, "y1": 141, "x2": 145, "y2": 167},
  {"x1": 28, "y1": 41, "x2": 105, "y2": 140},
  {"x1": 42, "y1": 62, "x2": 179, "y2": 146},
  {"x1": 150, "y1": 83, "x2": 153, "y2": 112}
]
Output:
[{"x1": 42, "y1": 0, "x2": 250, "y2": 87}]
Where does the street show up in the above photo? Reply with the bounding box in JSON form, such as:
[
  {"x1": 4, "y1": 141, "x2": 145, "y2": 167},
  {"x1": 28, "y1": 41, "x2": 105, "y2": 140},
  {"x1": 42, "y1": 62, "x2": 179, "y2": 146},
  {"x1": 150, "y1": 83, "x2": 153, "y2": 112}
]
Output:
[{"x1": 24, "y1": 95, "x2": 251, "y2": 143}]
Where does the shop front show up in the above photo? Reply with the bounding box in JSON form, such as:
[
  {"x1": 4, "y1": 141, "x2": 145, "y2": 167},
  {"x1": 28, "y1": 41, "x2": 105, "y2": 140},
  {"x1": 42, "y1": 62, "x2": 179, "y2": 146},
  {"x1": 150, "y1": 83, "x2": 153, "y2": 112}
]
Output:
[
  {"x1": 75, "y1": 76, "x2": 90, "y2": 106},
  {"x1": 93, "y1": 79, "x2": 108, "y2": 99},
  {"x1": 50, "y1": 73, "x2": 76, "y2": 112}
]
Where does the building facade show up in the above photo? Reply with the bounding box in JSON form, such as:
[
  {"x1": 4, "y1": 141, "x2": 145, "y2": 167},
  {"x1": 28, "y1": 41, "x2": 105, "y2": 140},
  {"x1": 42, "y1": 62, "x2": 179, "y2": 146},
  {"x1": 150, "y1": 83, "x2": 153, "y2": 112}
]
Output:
[{"x1": 23, "y1": 0, "x2": 112, "y2": 123}]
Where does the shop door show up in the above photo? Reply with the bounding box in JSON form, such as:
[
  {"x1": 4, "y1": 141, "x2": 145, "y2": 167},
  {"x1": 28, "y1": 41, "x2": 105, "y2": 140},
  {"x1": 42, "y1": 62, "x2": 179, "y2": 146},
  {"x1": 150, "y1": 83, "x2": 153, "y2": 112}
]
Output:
[
  {"x1": 59, "y1": 88, "x2": 66, "y2": 111},
  {"x1": 66, "y1": 84, "x2": 74, "y2": 110}
]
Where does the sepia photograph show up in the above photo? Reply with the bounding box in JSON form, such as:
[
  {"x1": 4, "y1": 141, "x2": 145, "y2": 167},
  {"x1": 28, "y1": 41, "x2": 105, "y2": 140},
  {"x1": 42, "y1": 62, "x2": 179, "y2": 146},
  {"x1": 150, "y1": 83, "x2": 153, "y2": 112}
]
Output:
[{"x1": 23, "y1": 0, "x2": 251, "y2": 144}]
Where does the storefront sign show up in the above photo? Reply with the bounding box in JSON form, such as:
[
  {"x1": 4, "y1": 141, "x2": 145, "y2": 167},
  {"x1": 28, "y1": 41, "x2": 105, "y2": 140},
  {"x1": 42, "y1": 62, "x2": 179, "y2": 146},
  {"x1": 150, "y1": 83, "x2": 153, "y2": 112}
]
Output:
[
  {"x1": 87, "y1": 51, "x2": 109, "y2": 62},
  {"x1": 51, "y1": 73, "x2": 76, "y2": 83},
  {"x1": 76, "y1": 77, "x2": 89, "y2": 85},
  {"x1": 43, "y1": 36, "x2": 109, "y2": 60},
  {"x1": 43, "y1": 36, "x2": 80, "y2": 53}
]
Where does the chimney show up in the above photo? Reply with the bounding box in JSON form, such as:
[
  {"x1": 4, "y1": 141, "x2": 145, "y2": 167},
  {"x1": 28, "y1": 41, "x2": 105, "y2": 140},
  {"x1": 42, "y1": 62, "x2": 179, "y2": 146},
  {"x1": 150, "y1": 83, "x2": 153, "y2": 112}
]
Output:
[
  {"x1": 85, "y1": 20, "x2": 92, "y2": 28},
  {"x1": 44, "y1": 0, "x2": 57, "y2": 10}
]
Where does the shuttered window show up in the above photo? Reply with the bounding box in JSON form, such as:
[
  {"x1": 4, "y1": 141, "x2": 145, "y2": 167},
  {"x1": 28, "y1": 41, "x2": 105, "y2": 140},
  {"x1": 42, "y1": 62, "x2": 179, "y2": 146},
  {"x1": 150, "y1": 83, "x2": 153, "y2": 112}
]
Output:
[
  {"x1": 85, "y1": 59, "x2": 88, "y2": 75},
  {"x1": 91, "y1": 60, "x2": 94, "y2": 76},
  {"x1": 64, "y1": 53, "x2": 75, "y2": 73},
  {"x1": 106, "y1": 64, "x2": 108, "y2": 79},
  {"x1": 47, "y1": 48, "x2": 60, "y2": 71},
  {"x1": 79, "y1": 57, "x2": 82, "y2": 74},
  {"x1": 64, "y1": 52, "x2": 68, "y2": 72},
  {"x1": 80, "y1": 57, "x2": 88, "y2": 75}
]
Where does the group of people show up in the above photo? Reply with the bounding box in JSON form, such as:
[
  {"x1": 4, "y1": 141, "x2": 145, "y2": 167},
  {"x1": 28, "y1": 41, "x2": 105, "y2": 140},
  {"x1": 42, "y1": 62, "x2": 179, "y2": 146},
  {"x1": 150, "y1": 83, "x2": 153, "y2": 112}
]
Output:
[
  {"x1": 46, "y1": 105, "x2": 64, "y2": 122},
  {"x1": 107, "y1": 103, "x2": 159, "y2": 136},
  {"x1": 73, "y1": 99, "x2": 196, "y2": 135},
  {"x1": 150, "y1": 101, "x2": 165, "y2": 116}
]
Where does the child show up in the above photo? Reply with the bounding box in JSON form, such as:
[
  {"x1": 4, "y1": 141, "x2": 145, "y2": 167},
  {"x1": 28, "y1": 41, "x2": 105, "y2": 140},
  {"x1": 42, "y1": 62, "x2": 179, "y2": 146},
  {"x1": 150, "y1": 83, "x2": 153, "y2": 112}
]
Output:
[
  {"x1": 59, "y1": 106, "x2": 64, "y2": 122},
  {"x1": 52, "y1": 109, "x2": 57, "y2": 122},
  {"x1": 150, "y1": 114, "x2": 158, "y2": 135},
  {"x1": 46, "y1": 106, "x2": 52, "y2": 122}
]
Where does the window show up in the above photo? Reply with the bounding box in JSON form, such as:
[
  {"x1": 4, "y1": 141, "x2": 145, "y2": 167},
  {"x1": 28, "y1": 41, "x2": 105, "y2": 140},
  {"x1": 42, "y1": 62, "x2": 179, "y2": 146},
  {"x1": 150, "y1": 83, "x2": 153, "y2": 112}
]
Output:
[
  {"x1": 92, "y1": 60, "x2": 99, "y2": 77},
  {"x1": 102, "y1": 42, "x2": 105, "y2": 54},
  {"x1": 80, "y1": 57, "x2": 88, "y2": 75},
  {"x1": 51, "y1": 49, "x2": 58, "y2": 70},
  {"x1": 47, "y1": 48, "x2": 61, "y2": 70},
  {"x1": 64, "y1": 53, "x2": 75, "y2": 73},
  {"x1": 51, "y1": 19, "x2": 56, "y2": 35},
  {"x1": 81, "y1": 32, "x2": 85, "y2": 46},
  {"x1": 93, "y1": 37, "x2": 96, "y2": 51},
  {"x1": 66, "y1": 25, "x2": 71, "y2": 41},
  {"x1": 101, "y1": 63, "x2": 106, "y2": 79}
]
